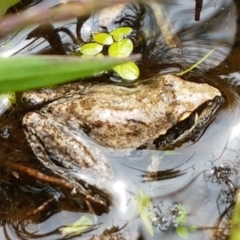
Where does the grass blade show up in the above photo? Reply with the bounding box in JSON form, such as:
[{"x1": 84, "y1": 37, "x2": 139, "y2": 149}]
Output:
[{"x1": 0, "y1": 55, "x2": 133, "y2": 93}]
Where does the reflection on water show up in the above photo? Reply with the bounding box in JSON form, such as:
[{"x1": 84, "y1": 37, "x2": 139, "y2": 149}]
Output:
[{"x1": 0, "y1": 0, "x2": 240, "y2": 239}]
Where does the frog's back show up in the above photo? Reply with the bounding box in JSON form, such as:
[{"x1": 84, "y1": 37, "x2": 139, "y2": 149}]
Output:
[{"x1": 46, "y1": 75, "x2": 221, "y2": 149}]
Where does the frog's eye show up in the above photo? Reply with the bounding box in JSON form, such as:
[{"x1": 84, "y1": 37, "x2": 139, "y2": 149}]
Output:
[{"x1": 178, "y1": 111, "x2": 192, "y2": 122}]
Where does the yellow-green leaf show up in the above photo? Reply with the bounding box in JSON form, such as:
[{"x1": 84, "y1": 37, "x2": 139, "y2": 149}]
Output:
[
  {"x1": 230, "y1": 191, "x2": 240, "y2": 240},
  {"x1": 108, "y1": 39, "x2": 133, "y2": 57},
  {"x1": 113, "y1": 61, "x2": 139, "y2": 81},
  {"x1": 110, "y1": 27, "x2": 133, "y2": 42},
  {"x1": 0, "y1": 0, "x2": 20, "y2": 19},
  {"x1": 141, "y1": 210, "x2": 154, "y2": 236},
  {"x1": 95, "y1": 53, "x2": 104, "y2": 57},
  {"x1": 60, "y1": 214, "x2": 95, "y2": 235},
  {"x1": 110, "y1": 27, "x2": 133, "y2": 36},
  {"x1": 176, "y1": 204, "x2": 187, "y2": 225},
  {"x1": 93, "y1": 33, "x2": 113, "y2": 45},
  {"x1": 134, "y1": 190, "x2": 154, "y2": 236},
  {"x1": 113, "y1": 34, "x2": 124, "y2": 42},
  {"x1": 176, "y1": 226, "x2": 189, "y2": 240},
  {"x1": 80, "y1": 43, "x2": 103, "y2": 56}
]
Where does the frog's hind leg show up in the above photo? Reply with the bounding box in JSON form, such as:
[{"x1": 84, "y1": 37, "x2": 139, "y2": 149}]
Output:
[
  {"x1": 23, "y1": 123, "x2": 109, "y2": 211},
  {"x1": 24, "y1": 125, "x2": 85, "y2": 193}
]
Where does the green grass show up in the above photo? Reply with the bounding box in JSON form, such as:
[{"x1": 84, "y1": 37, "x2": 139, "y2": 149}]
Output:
[{"x1": 0, "y1": 55, "x2": 133, "y2": 93}]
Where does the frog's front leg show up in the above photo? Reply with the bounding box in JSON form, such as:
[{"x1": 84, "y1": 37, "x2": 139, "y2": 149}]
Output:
[{"x1": 21, "y1": 82, "x2": 92, "y2": 106}]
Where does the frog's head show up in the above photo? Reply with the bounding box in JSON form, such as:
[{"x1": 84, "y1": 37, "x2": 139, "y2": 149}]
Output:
[{"x1": 153, "y1": 75, "x2": 223, "y2": 149}]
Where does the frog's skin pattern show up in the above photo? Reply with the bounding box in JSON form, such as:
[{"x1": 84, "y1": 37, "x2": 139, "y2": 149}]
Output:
[{"x1": 22, "y1": 74, "x2": 222, "y2": 182}]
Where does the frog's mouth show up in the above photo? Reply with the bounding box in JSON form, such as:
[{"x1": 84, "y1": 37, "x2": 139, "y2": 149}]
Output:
[{"x1": 153, "y1": 95, "x2": 223, "y2": 149}]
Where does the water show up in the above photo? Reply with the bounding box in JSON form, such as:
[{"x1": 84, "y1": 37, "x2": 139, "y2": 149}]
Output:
[{"x1": 0, "y1": 0, "x2": 240, "y2": 239}]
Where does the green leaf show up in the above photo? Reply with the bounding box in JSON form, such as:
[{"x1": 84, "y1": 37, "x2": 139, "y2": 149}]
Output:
[
  {"x1": 110, "y1": 27, "x2": 133, "y2": 36},
  {"x1": 230, "y1": 192, "x2": 240, "y2": 240},
  {"x1": 176, "y1": 226, "x2": 189, "y2": 240},
  {"x1": 60, "y1": 214, "x2": 95, "y2": 235},
  {"x1": 0, "y1": 0, "x2": 20, "y2": 18},
  {"x1": 0, "y1": 55, "x2": 131, "y2": 93},
  {"x1": 95, "y1": 53, "x2": 104, "y2": 58},
  {"x1": 134, "y1": 189, "x2": 152, "y2": 214},
  {"x1": 93, "y1": 33, "x2": 113, "y2": 45},
  {"x1": 134, "y1": 190, "x2": 154, "y2": 236},
  {"x1": 113, "y1": 61, "x2": 139, "y2": 81},
  {"x1": 113, "y1": 34, "x2": 124, "y2": 42},
  {"x1": 110, "y1": 27, "x2": 133, "y2": 42},
  {"x1": 80, "y1": 43, "x2": 103, "y2": 56},
  {"x1": 108, "y1": 39, "x2": 133, "y2": 57},
  {"x1": 176, "y1": 204, "x2": 188, "y2": 225},
  {"x1": 140, "y1": 210, "x2": 154, "y2": 236}
]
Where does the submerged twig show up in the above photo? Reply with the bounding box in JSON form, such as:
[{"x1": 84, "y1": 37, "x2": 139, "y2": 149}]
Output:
[
  {"x1": 7, "y1": 163, "x2": 109, "y2": 212},
  {"x1": 195, "y1": 0, "x2": 203, "y2": 21},
  {"x1": 26, "y1": 197, "x2": 56, "y2": 217}
]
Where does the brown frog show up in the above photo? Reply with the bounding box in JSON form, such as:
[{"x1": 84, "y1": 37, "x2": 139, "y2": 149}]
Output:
[{"x1": 22, "y1": 74, "x2": 222, "y2": 188}]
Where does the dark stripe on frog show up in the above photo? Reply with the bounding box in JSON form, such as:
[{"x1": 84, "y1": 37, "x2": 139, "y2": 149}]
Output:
[{"x1": 153, "y1": 95, "x2": 222, "y2": 149}]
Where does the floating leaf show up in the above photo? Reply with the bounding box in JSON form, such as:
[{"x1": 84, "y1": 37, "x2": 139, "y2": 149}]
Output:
[
  {"x1": 93, "y1": 33, "x2": 113, "y2": 45},
  {"x1": 134, "y1": 189, "x2": 152, "y2": 214},
  {"x1": 110, "y1": 27, "x2": 132, "y2": 42},
  {"x1": 176, "y1": 204, "x2": 188, "y2": 225},
  {"x1": 176, "y1": 226, "x2": 189, "y2": 240},
  {"x1": 140, "y1": 210, "x2": 154, "y2": 236},
  {"x1": 60, "y1": 214, "x2": 95, "y2": 236},
  {"x1": 134, "y1": 190, "x2": 154, "y2": 236},
  {"x1": 113, "y1": 34, "x2": 124, "y2": 42},
  {"x1": 108, "y1": 39, "x2": 133, "y2": 57},
  {"x1": 110, "y1": 27, "x2": 133, "y2": 36},
  {"x1": 0, "y1": 55, "x2": 132, "y2": 93},
  {"x1": 0, "y1": 0, "x2": 20, "y2": 19},
  {"x1": 80, "y1": 43, "x2": 103, "y2": 56},
  {"x1": 113, "y1": 61, "x2": 139, "y2": 81},
  {"x1": 95, "y1": 53, "x2": 104, "y2": 57}
]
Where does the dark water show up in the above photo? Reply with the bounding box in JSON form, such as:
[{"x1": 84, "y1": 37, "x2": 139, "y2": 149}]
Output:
[{"x1": 1, "y1": 0, "x2": 240, "y2": 239}]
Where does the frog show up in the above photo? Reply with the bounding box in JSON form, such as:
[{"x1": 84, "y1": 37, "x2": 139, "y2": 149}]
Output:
[{"x1": 22, "y1": 74, "x2": 222, "y2": 194}]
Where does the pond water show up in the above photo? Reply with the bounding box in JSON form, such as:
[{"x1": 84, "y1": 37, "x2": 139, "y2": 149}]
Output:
[{"x1": 0, "y1": 0, "x2": 240, "y2": 239}]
